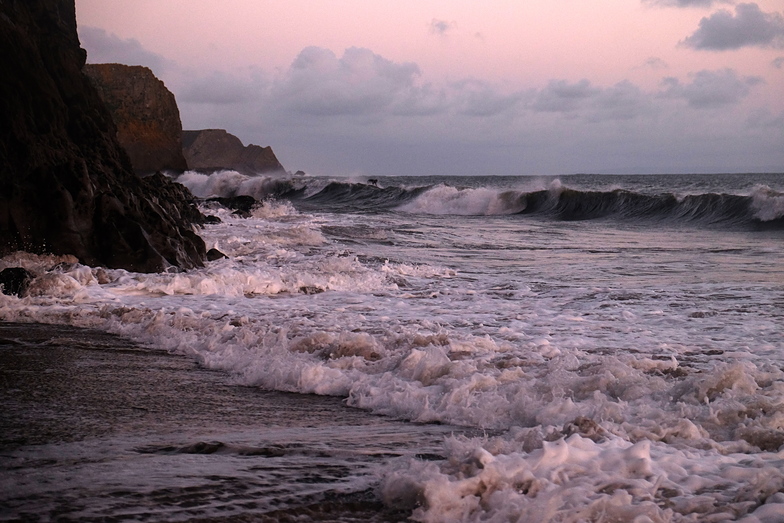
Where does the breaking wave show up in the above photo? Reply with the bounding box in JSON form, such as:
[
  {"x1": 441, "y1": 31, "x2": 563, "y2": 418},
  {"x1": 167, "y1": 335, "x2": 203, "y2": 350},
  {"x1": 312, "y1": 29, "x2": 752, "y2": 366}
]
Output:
[
  {"x1": 397, "y1": 181, "x2": 784, "y2": 227},
  {"x1": 177, "y1": 172, "x2": 784, "y2": 229}
]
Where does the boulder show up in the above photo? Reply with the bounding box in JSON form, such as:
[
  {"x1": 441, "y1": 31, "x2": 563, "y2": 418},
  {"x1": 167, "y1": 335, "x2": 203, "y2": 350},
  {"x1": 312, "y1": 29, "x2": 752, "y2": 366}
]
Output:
[
  {"x1": 206, "y1": 248, "x2": 227, "y2": 261},
  {"x1": 182, "y1": 129, "x2": 284, "y2": 175},
  {"x1": 206, "y1": 195, "x2": 257, "y2": 216},
  {"x1": 0, "y1": 267, "x2": 35, "y2": 296},
  {"x1": 84, "y1": 63, "x2": 189, "y2": 175},
  {"x1": 0, "y1": 0, "x2": 205, "y2": 273}
]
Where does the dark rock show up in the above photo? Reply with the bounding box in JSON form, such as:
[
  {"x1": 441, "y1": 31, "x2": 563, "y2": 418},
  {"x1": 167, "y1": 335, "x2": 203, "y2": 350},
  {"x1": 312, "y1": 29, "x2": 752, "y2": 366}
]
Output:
[
  {"x1": 0, "y1": 0, "x2": 205, "y2": 273},
  {"x1": 142, "y1": 172, "x2": 205, "y2": 226},
  {"x1": 84, "y1": 63, "x2": 188, "y2": 175},
  {"x1": 207, "y1": 195, "x2": 257, "y2": 214},
  {"x1": 206, "y1": 248, "x2": 227, "y2": 261},
  {"x1": 203, "y1": 215, "x2": 222, "y2": 224},
  {"x1": 182, "y1": 129, "x2": 284, "y2": 175},
  {"x1": 0, "y1": 267, "x2": 35, "y2": 296}
]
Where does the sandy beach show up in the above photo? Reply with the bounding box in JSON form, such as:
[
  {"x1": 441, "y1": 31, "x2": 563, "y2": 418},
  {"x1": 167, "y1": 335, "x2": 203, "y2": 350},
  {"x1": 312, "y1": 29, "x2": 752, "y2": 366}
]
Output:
[{"x1": 0, "y1": 321, "x2": 463, "y2": 522}]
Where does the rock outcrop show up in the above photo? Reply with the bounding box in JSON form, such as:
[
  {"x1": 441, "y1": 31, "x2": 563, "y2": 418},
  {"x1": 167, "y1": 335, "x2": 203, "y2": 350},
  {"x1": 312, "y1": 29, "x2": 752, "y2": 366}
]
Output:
[
  {"x1": 84, "y1": 63, "x2": 188, "y2": 175},
  {"x1": 0, "y1": 0, "x2": 205, "y2": 273},
  {"x1": 182, "y1": 129, "x2": 284, "y2": 175}
]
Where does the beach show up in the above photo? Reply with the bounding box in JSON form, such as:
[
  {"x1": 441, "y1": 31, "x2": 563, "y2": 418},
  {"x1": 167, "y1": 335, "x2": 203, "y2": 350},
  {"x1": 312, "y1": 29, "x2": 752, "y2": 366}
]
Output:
[{"x1": 0, "y1": 321, "x2": 465, "y2": 522}]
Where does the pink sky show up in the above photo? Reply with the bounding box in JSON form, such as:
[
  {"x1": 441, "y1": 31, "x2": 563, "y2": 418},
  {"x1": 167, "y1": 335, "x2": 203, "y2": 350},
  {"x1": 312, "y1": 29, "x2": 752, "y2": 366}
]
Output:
[{"x1": 75, "y1": 0, "x2": 784, "y2": 175}]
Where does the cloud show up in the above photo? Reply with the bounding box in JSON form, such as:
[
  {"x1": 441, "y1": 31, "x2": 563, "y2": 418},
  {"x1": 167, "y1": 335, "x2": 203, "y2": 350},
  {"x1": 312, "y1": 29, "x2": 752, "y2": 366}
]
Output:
[
  {"x1": 429, "y1": 19, "x2": 455, "y2": 36},
  {"x1": 773, "y1": 56, "x2": 784, "y2": 68},
  {"x1": 589, "y1": 81, "x2": 652, "y2": 121},
  {"x1": 681, "y1": 3, "x2": 784, "y2": 50},
  {"x1": 451, "y1": 80, "x2": 524, "y2": 117},
  {"x1": 659, "y1": 68, "x2": 763, "y2": 108},
  {"x1": 78, "y1": 26, "x2": 170, "y2": 72},
  {"x1": 178, "y1": 70, "x2": 264, "y2": 105},
  {"x1": 526, "y1": 80, "x2": 651, "y2": 121},
  {"x1": 271, "y1": 46, "x2": 422, "y2": 117},
  {"x1": 530, "y1": 79, "x2": 600, "y2": 113},
  {"x1": 643, "y1": 0, "x2": 734, "y2": 7},
  {"x1": 166, "y1": 44, "x2": 781, "y2": 175},
  {"x1": 642, "y1": 57, "x2": 669, "y2": 69},
  {"x1": 746, "y1": 107, "x2": 784, "y2": 129}
]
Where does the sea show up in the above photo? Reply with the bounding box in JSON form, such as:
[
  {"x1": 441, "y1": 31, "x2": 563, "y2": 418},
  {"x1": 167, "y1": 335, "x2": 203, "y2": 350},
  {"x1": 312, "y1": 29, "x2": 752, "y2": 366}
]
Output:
[{"x1": 1, "y1": 172, "x2": 783, "y2": 522}]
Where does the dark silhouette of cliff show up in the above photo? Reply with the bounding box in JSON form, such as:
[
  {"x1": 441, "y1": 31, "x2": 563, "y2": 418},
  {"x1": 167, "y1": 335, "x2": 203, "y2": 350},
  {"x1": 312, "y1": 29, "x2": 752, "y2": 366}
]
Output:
[
  {"x1": 0, "y1": 0, "x2": 205, "y2": 272},
  {"x1": 84, "y1": 63, "x2": 189, "y2": 175},
  {"x1": 182, "y1": 129, "x2": 285, "y2": 175}
]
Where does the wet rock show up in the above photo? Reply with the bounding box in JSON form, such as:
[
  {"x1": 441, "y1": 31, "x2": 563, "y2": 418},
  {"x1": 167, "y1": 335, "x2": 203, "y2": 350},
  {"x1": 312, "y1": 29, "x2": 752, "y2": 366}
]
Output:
[
  {"x1": 207, "y1": 195, "x2": 257, "y2": 215},
  {"x1": 0, "y1": 267, "x2": 34, "y2": 296},
  {"x1": 206, "y1": 248, "x2": 227, "y2": 261},
  {"x1": 0, "y1": 0, "x2": 205, "y2": 272}
]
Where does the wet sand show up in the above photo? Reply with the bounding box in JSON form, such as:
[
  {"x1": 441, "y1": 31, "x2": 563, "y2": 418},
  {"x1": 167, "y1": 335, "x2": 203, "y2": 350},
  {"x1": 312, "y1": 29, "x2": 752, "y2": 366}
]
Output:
[{"x1": 0, "y1": 322, "x2": 459, "y2": 522}]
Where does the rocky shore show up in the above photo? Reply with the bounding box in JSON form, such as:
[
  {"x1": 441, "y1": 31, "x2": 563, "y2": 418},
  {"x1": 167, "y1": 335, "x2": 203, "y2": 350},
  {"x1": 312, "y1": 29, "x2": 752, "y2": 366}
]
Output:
[{"x1": 0, "y1": 0, "x2": 205, "y2": 273}]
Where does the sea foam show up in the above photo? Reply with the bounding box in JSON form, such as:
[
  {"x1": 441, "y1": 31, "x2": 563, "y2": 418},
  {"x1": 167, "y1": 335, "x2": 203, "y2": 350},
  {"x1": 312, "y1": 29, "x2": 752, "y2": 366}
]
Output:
[{"x1": 2, "y1": 172, "x2": 783, "y2": 521}]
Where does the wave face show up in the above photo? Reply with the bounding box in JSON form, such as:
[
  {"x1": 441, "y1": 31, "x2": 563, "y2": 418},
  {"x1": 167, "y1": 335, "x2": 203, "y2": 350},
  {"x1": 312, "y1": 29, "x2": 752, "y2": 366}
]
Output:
[
  {"x1": 512, "y1": 185, "x2": 784, "y2": 227},
  {"x1": 296, "y1": 181, "x2": 428, "y2": 212},
  {"x1": 177, "y1": 171, "x2": 784, "y2": 228},
  {"x1": 293, "y1": 180, "x2": 784, "y2": 229}
]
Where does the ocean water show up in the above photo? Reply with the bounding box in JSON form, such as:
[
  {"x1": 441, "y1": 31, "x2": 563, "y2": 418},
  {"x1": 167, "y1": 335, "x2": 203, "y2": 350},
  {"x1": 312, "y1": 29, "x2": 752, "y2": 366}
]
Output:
[{"x1": 2, "y1": 172, "x2": 783, "y2": 521}]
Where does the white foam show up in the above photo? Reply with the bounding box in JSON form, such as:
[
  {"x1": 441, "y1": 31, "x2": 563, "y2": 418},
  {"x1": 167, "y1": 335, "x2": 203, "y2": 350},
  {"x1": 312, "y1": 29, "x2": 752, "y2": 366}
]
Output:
[
  {"x1": 2, "y1": 179, "x2": 783, "y2": 520},
  {"x1": 398, "y1": 184, "x2": 527, "y2": 215},
  {"x1": 177, "y1": 170, "x2": 300, "y2": 200},
  {"x1": 750, "y1": 185, "x2": 784, "y2": 222},
  {"x1": 381, "y1": 433, "x2": 784, "y2": 522}
]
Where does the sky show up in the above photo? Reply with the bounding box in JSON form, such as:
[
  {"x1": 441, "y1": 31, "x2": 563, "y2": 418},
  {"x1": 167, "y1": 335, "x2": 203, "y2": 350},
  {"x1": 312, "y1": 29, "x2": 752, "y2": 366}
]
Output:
[{"x1": 75, "y1": 0, "x2": 784, "y2": 176}]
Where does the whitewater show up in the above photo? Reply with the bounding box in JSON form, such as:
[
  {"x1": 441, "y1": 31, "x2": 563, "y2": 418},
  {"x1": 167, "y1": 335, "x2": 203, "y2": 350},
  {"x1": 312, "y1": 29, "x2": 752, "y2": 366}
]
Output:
[{"x1": 2, "y1": 172, "x2": 783, "y2": 522}]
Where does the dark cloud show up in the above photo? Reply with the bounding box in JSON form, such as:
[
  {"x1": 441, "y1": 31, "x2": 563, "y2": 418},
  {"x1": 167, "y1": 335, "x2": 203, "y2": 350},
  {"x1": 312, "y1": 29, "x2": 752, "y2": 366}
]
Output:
[
  {"x1": 429, "y1": 19, "x2": 455, "y2": 36},
  {"x1": 78, "y1": 26, "x2": 169, "y2": 72},
  {"x1": 530, "y1": 79, "x2": 599, "y2": 113},
  {"x1": 659, "y1": 68, "x2": 763, "y2": 108},
  {"x1": 643, "y1": 0, "x2": 734, "y2": 7},
  {"x1": 681, "y1": 3, "x2": 784, "y2": 50},
  {"x1": 773, "y1": 56, "x2": 784, "y2": 68}
]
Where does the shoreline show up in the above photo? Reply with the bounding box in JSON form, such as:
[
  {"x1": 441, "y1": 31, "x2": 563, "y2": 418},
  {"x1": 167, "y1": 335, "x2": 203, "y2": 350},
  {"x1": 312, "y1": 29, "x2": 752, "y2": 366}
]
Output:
[{"x1": 0, "y1": 321, "x2": 457, "y2": 521}]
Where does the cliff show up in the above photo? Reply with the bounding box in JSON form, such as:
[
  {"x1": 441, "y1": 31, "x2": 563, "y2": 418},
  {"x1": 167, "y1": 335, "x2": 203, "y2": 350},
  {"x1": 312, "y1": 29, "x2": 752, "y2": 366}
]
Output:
[
  {"x1": 84, "y1": 63, "x2": 188, "y2": 175},
  {"x1": 182, "y1": 129, "x2": 285, "y2": 175},
  {"x1": 0, "y1": 0, "x2": 205, "y2": 272}
]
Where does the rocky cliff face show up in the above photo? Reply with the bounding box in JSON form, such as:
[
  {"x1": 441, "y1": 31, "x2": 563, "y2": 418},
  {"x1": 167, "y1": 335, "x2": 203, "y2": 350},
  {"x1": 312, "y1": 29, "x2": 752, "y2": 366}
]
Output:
[
  {"x1": 0, "y1": 0, "x2": 204, "y2": 272},
  {"x1": 182, "y1": 129, "x2": 285, "y2": 175},
  {"x1": 84, "y1": 63, "x2": 188, "y2": 175}
]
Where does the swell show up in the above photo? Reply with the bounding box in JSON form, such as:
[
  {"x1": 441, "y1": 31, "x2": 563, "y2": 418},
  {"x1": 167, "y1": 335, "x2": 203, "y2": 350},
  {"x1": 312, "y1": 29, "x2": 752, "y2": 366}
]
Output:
[
  {"x1": 299, "y1": 181, "x2": 783, "y2": 229},
  {"x1": 177, "y1": 171, "x2": 784, "y2": 229},
  {"x1": 293, "y1": 181, "x2": 430, "y2": 212},
  {"x1": 515, "y1": 186, "x2": 783, "y2": 228}
]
